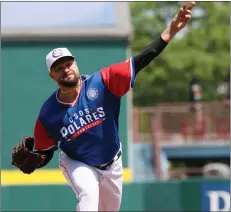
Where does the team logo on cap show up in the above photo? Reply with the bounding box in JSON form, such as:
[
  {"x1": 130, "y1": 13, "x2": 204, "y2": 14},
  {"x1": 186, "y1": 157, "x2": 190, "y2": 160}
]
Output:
[
  {"x1": 52, "y1": 49, "x2": 63, "y2": 58},
  {"x1": 87, "y1": 88, "x2": 98, "y2": 100}
]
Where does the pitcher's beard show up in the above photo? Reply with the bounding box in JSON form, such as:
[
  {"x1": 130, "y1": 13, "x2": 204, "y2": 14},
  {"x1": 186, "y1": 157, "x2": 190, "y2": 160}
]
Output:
[{"x1": 59, "y1": 75, "x2": 79, "y2": 88}]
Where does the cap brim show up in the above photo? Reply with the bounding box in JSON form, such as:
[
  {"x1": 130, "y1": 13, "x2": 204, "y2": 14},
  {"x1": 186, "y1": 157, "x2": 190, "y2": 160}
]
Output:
[{"x1": 50, "y1": 55, "x2": 75, "y2": 70}]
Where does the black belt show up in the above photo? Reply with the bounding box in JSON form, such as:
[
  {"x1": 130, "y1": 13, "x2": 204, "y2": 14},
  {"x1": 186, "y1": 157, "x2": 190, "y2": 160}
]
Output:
[{"x1": 94, "y1": 150, "x2": 122, "y2": 170}]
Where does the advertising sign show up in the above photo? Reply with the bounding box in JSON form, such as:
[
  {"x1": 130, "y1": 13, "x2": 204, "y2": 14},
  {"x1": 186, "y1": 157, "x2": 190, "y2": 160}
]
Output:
[{"x1": 201, "y1": 183, "x2": 230, "y2": 212}]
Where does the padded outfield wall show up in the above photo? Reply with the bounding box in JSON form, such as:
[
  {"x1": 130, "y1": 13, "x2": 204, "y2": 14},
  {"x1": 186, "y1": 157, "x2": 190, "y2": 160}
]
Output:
[{"x1": 2, "y1": 178, "x2": 229, "y2": 211}]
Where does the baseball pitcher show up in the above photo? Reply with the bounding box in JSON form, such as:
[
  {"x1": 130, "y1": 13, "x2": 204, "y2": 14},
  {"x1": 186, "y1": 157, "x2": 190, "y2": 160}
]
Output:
[{"x1": 11, "y1": 2, "x2": 195, "y2": 211}]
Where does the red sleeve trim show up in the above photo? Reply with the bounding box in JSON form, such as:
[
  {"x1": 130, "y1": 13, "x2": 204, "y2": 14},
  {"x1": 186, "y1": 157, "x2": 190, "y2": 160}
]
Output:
[
  {"x1": 34, "y1": 118, "x2": 57, "y2": 151},
  {"x1": 100, "y1": 57, "x2": 135, "y2": 97}
]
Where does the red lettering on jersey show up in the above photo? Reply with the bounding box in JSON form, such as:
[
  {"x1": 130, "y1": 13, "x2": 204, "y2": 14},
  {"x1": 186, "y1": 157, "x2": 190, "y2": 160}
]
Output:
[{"x1": 71, "y1": 119, "x2": 103, "y2": 140}]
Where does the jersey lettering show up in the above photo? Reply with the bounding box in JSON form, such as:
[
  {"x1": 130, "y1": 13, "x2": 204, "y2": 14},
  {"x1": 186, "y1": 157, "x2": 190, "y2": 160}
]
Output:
[{"x1": 60, "y1": 106, "x2": 106, "y2": 140}]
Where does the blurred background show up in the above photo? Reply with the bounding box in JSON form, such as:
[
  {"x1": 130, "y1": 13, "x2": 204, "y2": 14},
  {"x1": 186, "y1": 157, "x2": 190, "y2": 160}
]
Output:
[{"x1": 1, "y1": 1, "x2": 230, "y2": 211}]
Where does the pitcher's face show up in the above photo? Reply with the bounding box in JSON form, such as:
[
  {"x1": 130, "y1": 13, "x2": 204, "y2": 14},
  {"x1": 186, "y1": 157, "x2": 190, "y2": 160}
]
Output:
[{"x1": 49, "y1": 57, "x2": 80, "y2": 88}]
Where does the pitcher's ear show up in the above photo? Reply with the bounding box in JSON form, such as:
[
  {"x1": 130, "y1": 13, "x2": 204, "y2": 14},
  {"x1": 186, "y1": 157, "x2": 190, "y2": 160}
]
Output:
[{"x1": 49, "y1": 71, "x2": 54, "y2": 80}]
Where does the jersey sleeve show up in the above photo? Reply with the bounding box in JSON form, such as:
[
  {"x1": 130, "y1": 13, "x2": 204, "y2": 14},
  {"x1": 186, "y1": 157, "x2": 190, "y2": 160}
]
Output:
[
  {"x1": 34, "y1": 118, "x2": 58, "y2": 151},
  {"x1": 100, "y1": 57, "x2": 135, "y2": 97}
]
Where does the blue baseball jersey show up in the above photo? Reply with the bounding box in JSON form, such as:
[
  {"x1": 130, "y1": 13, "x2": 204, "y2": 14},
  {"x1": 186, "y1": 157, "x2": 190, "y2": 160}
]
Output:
[{"x1": 34, "y1": 57, "x2": 135, "y2": 166}]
